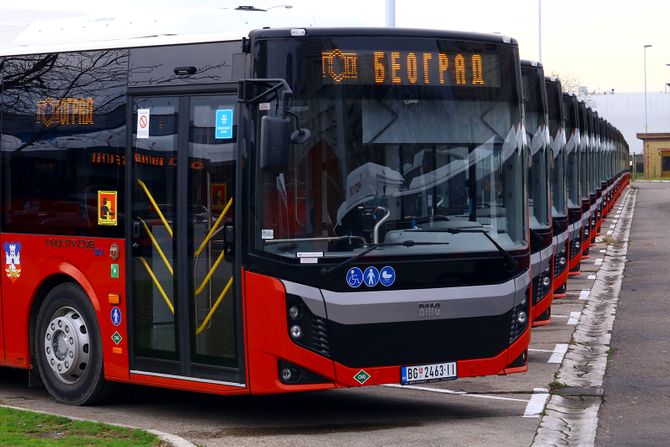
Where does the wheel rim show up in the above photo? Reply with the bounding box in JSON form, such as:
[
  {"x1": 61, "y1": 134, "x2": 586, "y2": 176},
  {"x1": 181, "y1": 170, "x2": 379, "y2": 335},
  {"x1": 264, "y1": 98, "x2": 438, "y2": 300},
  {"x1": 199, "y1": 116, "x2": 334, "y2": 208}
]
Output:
[{"x1": 43, "y1": 306, "x2": 90, "y2": 384}]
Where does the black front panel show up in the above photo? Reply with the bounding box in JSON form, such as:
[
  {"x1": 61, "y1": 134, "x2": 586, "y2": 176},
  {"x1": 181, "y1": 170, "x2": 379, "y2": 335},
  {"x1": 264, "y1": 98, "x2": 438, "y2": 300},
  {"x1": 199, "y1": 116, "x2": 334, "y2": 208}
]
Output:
[
  {"x1": 327, "y1": 311, "x2": 512, "y2": 368},
  {"x1": 552, "y1": 216, "x2": 569, "y2": 236},
  {"x1": 530, "y1": 227, "x2": 553, "y2": 253},
  {"x1": 568, "y1": 207, "x2": 582, "y2": 225},
  {"x1": 248, "y1": 251, "x2": 529, "y2": 292}
]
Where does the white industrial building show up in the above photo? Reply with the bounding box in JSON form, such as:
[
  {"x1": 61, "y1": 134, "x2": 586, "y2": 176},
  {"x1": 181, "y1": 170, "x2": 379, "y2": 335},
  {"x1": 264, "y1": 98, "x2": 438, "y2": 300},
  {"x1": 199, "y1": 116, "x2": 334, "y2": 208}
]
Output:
[{"x1": 584, "y1": 92, "x2": 670, "y2": 154}]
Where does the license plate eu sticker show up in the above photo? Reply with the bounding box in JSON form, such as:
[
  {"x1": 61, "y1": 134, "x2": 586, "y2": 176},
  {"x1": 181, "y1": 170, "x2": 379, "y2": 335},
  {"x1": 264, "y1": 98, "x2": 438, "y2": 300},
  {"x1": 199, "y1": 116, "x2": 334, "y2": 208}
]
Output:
[{"x1": 401, "y1": 362, "x2": 457, "y2": 385}]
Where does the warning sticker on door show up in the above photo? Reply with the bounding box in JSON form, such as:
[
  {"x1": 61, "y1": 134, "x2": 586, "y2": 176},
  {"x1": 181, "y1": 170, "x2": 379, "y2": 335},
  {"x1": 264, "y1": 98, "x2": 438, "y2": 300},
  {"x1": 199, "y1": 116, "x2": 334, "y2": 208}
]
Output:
[{"x1": 137, "y1": 109, "x2": 150, "y2": 139}]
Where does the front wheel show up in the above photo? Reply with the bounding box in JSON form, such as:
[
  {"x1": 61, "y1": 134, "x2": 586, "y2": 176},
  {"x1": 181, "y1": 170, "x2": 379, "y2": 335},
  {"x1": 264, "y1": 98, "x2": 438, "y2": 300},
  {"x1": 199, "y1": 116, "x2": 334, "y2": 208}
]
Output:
[{"x1": 35, "y1": 283, "x2": 108, "y2": 405}]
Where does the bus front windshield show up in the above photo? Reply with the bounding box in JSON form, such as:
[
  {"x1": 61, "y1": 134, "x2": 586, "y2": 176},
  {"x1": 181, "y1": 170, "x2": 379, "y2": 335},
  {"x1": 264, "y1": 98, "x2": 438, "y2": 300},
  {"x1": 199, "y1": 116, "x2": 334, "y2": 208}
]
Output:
[
  {"x1": 252, "y1": 36, "x2": 527, "y2": 260},
  {"x1": 563, "y1": 95, "x2": 581, "y2": 209},
  {"x1": 522, "y1": 64, "x2": 551, "y2": 232},
  {"x1": 546, "y1": 80, "x2": 567, "y2": 219}
]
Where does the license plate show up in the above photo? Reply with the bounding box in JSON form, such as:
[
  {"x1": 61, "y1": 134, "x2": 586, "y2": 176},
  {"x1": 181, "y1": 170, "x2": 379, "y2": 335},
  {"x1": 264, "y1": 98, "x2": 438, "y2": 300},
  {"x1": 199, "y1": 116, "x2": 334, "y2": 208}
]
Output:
[{"x1": 401, "y1": 362, "x2": 457, "y2": 385}]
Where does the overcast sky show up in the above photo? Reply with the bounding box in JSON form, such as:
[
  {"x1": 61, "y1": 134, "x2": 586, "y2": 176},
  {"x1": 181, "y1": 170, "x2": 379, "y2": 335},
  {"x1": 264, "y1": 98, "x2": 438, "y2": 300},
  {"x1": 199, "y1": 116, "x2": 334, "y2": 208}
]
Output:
[{"x1": 1, "y1": 0, "x2": 669, "y2": 93}]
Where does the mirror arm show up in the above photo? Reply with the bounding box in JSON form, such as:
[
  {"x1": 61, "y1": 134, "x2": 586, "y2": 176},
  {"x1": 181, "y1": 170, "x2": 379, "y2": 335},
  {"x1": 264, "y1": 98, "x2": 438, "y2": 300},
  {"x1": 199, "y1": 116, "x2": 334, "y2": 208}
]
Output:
[{"x1": 238, "y1": 78, "x2": 294, "y2": 117}]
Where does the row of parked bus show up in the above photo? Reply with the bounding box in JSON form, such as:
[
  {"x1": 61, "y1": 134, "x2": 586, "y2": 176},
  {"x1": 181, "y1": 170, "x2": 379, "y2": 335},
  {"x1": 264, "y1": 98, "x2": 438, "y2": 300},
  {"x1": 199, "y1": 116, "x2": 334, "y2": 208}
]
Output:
[
  {"x1": 521, "y1": 60, "x2": 630, "y2": 330},
  {"x1": 0, "y1": 20, "x2": 631, "y2": 405}
]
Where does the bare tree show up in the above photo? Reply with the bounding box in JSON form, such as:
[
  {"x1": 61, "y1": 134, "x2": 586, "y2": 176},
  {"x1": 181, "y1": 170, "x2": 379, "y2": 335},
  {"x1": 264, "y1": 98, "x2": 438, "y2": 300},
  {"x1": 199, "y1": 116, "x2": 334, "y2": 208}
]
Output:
[{"x1": 549, "y1": 71, "x2": 595, "y2": 106}]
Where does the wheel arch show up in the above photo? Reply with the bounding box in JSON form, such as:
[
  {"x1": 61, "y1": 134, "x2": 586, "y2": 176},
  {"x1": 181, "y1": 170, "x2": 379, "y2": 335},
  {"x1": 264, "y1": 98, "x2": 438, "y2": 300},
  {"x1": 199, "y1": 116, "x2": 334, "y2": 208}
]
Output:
[{"x1": 28, "y1": 265, "x2": 101, "y2": 370}]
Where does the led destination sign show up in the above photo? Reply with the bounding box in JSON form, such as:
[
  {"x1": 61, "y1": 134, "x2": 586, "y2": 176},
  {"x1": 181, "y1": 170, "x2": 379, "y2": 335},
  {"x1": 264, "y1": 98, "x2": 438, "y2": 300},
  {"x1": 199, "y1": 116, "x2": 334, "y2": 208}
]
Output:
[{"x1": 322, "y1": 49, "x2": 501, "y2": 87}]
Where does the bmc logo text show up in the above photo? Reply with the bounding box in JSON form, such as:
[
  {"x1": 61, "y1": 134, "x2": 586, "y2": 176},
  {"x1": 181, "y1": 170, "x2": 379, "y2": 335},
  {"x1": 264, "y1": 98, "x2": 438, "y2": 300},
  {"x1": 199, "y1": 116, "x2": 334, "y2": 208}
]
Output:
[{"x1": 417, "y1": 302, "x2": 441, "y2": 318}]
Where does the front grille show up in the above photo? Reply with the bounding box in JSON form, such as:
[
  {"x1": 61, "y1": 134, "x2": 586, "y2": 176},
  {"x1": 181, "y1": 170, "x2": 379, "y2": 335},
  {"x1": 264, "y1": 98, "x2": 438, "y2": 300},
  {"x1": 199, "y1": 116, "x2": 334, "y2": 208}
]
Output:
[
  {"x1": 532, "y1": 270, "x2": 551, "y2": 305},
  {"x1": 554, "y1": 242, "x2": 568, "y2": 277},
  {"x1": 286, "y1": 294, "x2": 332, "y2": 358},
  {"x1": 309, "y1": 315, "x2": 332, "y2": 357},
  {"x1": 570, "y1": 229, "x2": 583, "y2": 260},
  {"x1": 510, "y1": 288, "x2": 530, "y2": 344}
]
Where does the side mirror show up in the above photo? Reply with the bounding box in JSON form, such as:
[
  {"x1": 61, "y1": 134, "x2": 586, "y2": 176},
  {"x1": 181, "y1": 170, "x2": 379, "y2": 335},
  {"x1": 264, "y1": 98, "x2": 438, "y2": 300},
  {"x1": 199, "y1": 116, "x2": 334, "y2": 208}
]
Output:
[{"x1": 259, "y1": 115, "x2": 291, "y2": 171}]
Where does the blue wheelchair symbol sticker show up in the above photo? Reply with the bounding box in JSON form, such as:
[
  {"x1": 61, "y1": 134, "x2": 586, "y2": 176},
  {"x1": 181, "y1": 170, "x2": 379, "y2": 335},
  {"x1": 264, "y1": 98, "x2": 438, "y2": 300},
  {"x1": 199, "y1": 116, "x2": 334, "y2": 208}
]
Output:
[
  {"x1": 346, "y1": 267, "x2": 363, "y2": 288},
  {"x1": 110, "y1": 307, "x2": 122, "y2": 327},
  {"x1": 379, "y1": 266, "x2": 396, "y2": 287},
  {"x1": 363, "y1": 266, "x2": 380, "y2": 287}
]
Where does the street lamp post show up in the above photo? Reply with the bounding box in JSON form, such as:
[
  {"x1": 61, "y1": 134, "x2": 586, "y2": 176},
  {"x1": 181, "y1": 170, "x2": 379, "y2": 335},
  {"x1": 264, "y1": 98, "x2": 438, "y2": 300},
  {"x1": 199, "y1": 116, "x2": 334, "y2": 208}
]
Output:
[
  {"x1": 538, "y1": 0, "x2": 542, "y2": 62},
  {"x1": 644, "y1": 44, "x2": 652, "y2": 132},
  {"x1": 666, "y1": 64, "x2": 670, "y2": 93},
  {"x1": 386, "y1": 0, "x2": 395, "y2": 27}
]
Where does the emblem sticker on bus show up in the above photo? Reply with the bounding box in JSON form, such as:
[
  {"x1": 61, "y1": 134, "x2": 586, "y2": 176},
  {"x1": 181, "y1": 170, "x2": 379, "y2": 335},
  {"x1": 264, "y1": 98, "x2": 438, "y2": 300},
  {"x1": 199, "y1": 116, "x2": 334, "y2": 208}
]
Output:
[
  {"x1": 98, "y1": 191, "x2": 118, "y2": 226},
  {"x1": 4, "y1": 241, "x2": 22, "y2": 283}
]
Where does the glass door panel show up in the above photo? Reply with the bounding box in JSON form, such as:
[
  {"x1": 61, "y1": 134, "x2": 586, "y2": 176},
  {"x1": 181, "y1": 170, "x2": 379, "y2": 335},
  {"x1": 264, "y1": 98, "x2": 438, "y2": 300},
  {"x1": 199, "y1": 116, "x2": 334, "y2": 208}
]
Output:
[
  {"x1": 131, "y1": 97, "x2": 180, "y2": 365},
  {"x1": 188, "y1": 96, "x2": 238, "y2": 369}
]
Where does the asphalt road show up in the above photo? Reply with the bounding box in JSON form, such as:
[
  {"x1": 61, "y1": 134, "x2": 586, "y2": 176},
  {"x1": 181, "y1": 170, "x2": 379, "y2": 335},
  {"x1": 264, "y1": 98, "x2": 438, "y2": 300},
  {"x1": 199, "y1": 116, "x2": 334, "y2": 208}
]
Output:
[
  {"x1": 0, "y1": 186, "x2": 634, "y2": 447},
  {"x1": 597, "y1": 182, "x2": 670, "y2": 446}
]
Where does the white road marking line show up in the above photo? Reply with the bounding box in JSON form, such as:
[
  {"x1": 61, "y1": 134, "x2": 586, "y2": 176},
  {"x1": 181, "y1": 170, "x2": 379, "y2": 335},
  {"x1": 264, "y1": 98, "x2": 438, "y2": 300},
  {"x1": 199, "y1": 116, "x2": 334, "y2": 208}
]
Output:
[
  {"x1": 567, "y1": 311, "x2": 581, "y2": 325},
  {"x1": 588, "y1": 274, "x2": 596, "y2": 280},
  {"x1": 594, "y1": 258, "x2": 603, "y2": 266},
  {"x1": 599, "y1": 249, "x2": 607, "y2": 253},
  {"x1": 529, "y1": 348, "x2": 555, "y2": 353},
  {"x1": 548, "y1": 343, "x2": 569, "y2": 364},
  {"x1": 524, "y1": 388, "x2": 550, "y2": 418},
  {"x1": 607, "y1": 230, "x2": 613, "y2": 235},
  {"x1": 382, "y1": 384, "x2": 529, "y2": 403},
  {"x1": 579, "y1": 289, "x2": 590, "y2": 300},
  {"x1": 609, "y1": 224, "x2": 615, "y2": 229},
  {"x1": 551, "y1": 314, "x2": 568, "y2": 319}
]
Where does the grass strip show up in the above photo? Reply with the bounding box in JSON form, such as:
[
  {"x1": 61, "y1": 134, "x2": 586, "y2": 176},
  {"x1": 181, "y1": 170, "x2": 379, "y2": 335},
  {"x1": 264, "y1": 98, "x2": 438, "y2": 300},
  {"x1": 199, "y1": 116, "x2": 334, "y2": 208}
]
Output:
[{"x1": 0, "y1": 406, "x2": 162, "y2": 446}]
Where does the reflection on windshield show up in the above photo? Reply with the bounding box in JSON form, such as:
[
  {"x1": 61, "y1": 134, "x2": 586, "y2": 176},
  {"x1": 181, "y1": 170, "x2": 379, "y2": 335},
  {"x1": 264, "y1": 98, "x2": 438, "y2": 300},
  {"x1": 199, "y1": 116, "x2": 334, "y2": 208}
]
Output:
[{"x1": 255, "y1": 95, "x2": 527, "y2": 259}]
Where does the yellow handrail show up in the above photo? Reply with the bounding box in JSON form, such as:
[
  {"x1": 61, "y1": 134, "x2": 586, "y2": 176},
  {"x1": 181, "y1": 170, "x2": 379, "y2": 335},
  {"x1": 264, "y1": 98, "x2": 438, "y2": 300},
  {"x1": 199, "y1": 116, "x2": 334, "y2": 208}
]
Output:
[
  {"x1": 194, "y1": 250, "x2": 225, "y2": 296},
  {"x1": 137, "y1": 178, "x2": 173, "y2": 238},
  {"x1": 138, "y1": 218, "x2": 174, "y2": 276},
  {"x1": 139, "y1": 257, "x2": 175, "y2": 314},
  {"x1": 194, "y1": 197, "x2": 233, "y2": 257},
  {"x1": 196, "y1": 277, "x2": 233, "y2": 335}
]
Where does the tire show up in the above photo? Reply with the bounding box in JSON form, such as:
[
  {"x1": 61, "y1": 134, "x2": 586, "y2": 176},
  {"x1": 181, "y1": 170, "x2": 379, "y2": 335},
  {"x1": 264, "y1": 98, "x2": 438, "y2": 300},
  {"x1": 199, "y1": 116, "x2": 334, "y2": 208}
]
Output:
[{"x1": 35, "y1": 283, "x2": 108, "y2": 405}]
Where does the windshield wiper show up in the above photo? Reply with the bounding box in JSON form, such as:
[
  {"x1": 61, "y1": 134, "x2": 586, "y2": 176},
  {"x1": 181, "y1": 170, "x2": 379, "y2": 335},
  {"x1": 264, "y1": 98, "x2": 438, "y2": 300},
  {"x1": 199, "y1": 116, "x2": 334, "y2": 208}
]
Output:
[
  {"x1": 321, "y1": 240, "x2": 450, "y2": 278},
  {"x1": 419, "y1": 227, "x2": 519, "y2": 271}
]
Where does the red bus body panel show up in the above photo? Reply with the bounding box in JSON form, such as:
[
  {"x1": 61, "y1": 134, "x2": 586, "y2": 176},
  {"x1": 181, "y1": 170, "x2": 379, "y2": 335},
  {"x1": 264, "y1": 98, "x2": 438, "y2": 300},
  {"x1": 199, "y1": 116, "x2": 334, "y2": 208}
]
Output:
[{"x1": 0, "y1": 234, "x2": 128, "y2": 381}]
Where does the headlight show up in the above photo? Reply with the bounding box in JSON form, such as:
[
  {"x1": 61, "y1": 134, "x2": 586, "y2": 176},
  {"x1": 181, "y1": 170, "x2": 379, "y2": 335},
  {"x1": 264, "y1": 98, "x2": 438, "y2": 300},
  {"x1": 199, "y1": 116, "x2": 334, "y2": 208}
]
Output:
[
  {"x1": 290, "y1": 325, "x2": 303, "y2": 339},
  {"x1": 517, "y1": 311, "x2": 528, "y2": 325}
]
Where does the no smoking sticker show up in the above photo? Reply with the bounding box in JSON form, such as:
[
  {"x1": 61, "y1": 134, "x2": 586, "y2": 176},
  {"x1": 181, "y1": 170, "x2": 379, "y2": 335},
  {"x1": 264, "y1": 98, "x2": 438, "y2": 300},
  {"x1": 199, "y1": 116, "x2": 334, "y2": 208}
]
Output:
[{"x1": 137, "y1": 109, "x2": 150, "y2": 139}]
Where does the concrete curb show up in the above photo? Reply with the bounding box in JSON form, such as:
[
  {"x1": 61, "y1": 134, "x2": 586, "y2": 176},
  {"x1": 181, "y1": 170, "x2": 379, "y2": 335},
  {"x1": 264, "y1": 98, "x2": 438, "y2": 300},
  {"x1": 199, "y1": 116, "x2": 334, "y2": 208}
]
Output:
[
  {"x1": 531, "y1": 186, "x2": 636, "y2": 446},
  {"x1": 0, "y1": 403, "x2": 197, "y2": 447}
]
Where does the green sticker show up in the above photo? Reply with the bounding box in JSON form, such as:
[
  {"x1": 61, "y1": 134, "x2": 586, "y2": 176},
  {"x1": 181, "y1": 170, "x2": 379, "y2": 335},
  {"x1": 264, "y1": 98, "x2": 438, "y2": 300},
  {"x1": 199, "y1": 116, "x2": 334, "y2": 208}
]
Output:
[
  {"x1": 111, "y1": 263, "x2": 119, "y2": 278},
  {"x1": 354, "y1": 370, "x2": 371, "y2": 385},
  {"x1": 111, "y1": 331, "x2": 122, "y2": 345}
]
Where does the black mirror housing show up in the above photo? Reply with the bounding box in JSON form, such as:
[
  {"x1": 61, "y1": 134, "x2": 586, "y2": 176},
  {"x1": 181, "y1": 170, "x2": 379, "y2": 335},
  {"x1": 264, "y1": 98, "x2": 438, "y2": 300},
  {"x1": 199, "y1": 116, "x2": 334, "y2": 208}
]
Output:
[{"x1": 260, "y1": 115, "x2": 291, "y2": 171}]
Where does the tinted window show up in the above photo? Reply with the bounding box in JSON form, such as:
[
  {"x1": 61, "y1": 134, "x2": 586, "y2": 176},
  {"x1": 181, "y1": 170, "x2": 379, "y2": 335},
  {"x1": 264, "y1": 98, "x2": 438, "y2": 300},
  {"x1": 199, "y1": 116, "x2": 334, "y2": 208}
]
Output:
[{"x1": 1, "y1": 50, "x2": 128, "y2": 236}]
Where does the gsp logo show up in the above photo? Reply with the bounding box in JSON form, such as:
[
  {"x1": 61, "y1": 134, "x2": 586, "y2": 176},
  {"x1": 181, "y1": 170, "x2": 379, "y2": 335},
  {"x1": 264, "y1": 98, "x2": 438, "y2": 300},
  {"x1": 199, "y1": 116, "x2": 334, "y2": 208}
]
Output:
[{"x1": 418, "y1": 302, "x2": 441, "y2": 318}]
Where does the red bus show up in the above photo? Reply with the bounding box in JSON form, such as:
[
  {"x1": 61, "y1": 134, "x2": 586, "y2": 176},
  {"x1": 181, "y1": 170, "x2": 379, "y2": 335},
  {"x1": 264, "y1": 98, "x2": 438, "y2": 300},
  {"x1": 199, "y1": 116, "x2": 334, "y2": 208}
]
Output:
[
  {"x1": 520, "y1": 61, "x2": 554, "y2": 326},
  {"x1": 0, "y1": 25, "x2": 531, "y2": 405},
  {"x1": 545, "y1": 77, "x2": 570, "y2": 300}
]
